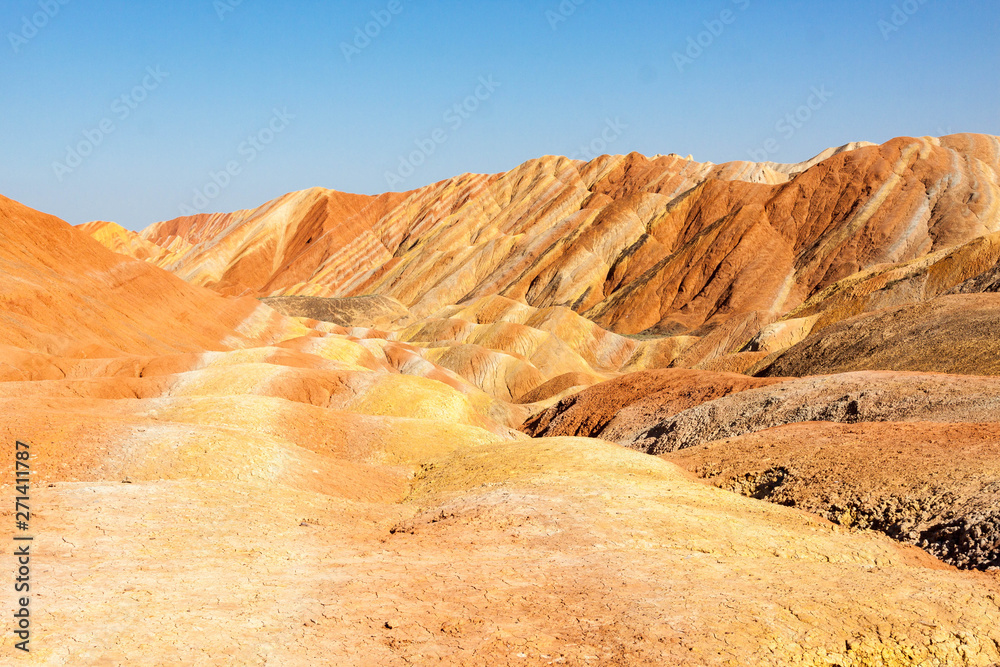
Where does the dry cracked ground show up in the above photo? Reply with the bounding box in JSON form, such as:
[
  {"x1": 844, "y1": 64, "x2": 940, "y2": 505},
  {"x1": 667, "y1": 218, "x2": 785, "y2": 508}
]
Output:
[{"x1": 2, "y1": 134, "x2": 1000, "y2": 665}]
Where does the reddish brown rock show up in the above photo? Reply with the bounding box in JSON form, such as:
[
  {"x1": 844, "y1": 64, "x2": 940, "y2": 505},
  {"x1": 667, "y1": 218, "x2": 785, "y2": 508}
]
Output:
[
  {"x1": 522, "y1": 368, "x2": 787, "y2": 442},
  {"x1": 616, "y1": 371, "x2": 1000, "y2": 454}
]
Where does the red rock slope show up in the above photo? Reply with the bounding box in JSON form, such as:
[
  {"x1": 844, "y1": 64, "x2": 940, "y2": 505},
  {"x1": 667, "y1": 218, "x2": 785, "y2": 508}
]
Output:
[{"x1": 0, "y1": 194, "x2": 307, "y2": 356}]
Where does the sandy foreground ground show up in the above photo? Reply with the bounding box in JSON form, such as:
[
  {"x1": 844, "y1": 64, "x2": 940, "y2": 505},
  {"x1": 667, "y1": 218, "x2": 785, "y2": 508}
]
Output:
[{"x1": 2, "y1": 427, "x2": 999, "y2": 666}]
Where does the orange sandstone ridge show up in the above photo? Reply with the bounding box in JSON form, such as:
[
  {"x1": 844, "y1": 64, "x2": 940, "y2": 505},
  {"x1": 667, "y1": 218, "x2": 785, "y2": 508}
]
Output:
[{"x1": 85, "y1": 134, "x2": 1000, "y2": 331}]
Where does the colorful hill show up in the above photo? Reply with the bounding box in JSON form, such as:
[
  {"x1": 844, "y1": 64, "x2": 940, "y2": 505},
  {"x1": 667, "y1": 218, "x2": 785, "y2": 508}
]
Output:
[{"x1": 5, "y1": 132, "x2": 998, "y2": 663}]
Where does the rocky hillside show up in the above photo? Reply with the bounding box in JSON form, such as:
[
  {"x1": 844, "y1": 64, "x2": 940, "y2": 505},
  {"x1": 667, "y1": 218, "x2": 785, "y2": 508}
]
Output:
[{"x1": 82, "y1": 134, "x2": 1000, "y2": 372}]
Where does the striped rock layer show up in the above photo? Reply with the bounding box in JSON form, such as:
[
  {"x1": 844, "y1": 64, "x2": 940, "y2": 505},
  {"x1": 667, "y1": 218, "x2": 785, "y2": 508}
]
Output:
[{"x1": 82, "y1": 135, "x2": 1000, "y2": 353}]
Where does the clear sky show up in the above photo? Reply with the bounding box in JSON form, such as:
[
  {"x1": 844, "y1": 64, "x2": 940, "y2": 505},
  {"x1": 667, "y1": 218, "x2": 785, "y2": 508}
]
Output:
[{"x1": 2, "y1": 0, "x2": 998, "y2": 230}]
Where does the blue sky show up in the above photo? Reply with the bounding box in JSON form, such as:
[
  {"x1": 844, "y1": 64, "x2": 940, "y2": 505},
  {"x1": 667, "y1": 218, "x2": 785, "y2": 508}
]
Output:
[{"x1": 2, "y1": 0, "x2": 998, "y2": 230}]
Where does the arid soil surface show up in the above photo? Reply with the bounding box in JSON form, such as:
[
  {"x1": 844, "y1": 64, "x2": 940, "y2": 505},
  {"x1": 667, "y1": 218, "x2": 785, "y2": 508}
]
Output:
[
  {"x1": 526, "y1": 370, "x2": 1000, "y2": 573},
  {"x1": 666, "y1": 422, "x2": 1000, "y2": 571}
]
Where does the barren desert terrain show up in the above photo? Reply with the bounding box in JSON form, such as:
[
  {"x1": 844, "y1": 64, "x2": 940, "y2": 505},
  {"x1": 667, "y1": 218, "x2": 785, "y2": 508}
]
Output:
[{"x1": 3, "y1": 135, "x2": 1000, "y2": 665}]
